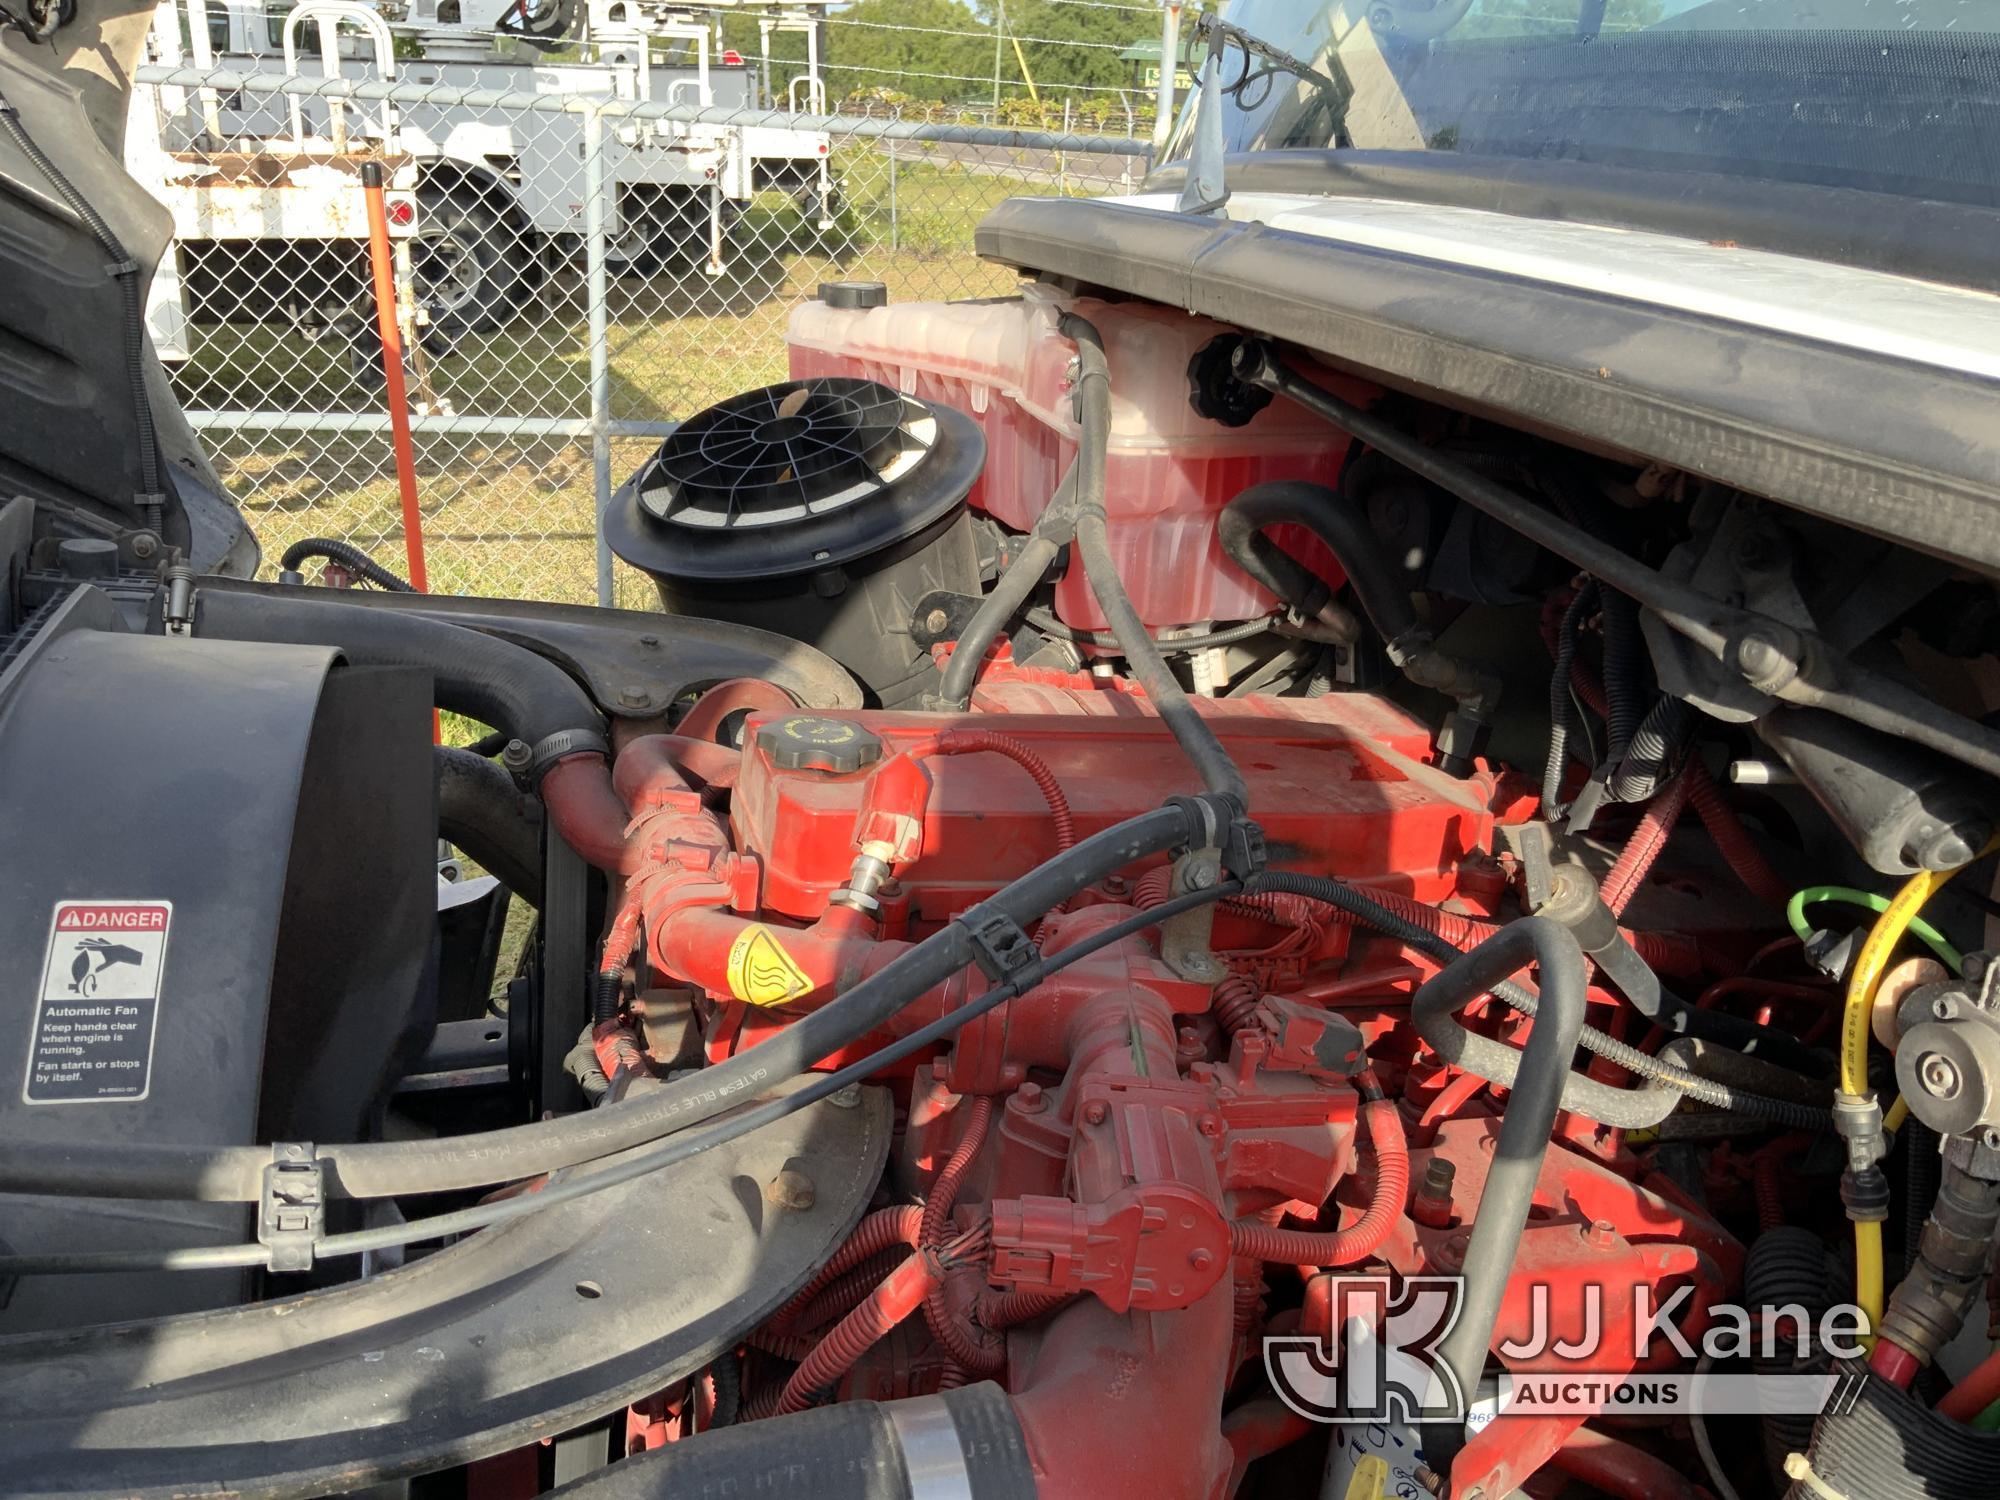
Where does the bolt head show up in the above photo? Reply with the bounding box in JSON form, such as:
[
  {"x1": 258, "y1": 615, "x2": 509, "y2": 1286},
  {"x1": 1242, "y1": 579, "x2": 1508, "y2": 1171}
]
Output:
[
  {"x1": 638, "y1": 632, "x2": 660, "y2": 647},
  {"x1": 1581, "y1": 1218, "x2": 1618, "y2": 1249},
  {"x1": 132, "y1": 533, "x2": 159, "y2": 559},
  {"x1": 828, "y1": 1083, "x2": 862, "y2": 1109},
  {"x1": 1082, "y1": 1099, "x2": 1110, "y2": 1127},
  {"x1": 765, "y1": 1168, "x2": 816, "y2": 1211},
  {"x1": 1197, "y1": 1112, "x2": 1223, "y2": 1138},
  {"x1": 923, "y1": 608, "x2": 950, "y2": 634},
  {"x1": 618, "y1": 685, "x2": 651, "y2": 708},
  {"x1": 1188, "y1": 1248, "x2": 1215, "y2": 1272},
  {"x1": 1014, "y1": 1082, "x2": 1045, "y2": 1114}
]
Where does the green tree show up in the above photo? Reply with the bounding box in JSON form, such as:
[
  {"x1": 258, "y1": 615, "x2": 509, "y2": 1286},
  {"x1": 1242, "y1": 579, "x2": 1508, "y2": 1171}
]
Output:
[
  {"x1": 997, "y1": 0, "x2": 1156, "y2": 100},
  {"x1": 726, "y1": 0, "x2": 995, "y2": 105}
]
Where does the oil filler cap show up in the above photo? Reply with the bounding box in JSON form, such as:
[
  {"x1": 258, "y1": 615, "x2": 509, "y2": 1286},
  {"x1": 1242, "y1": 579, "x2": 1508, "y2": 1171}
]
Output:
[{"x1": 756, "y1": 715, "x2": 883, "y2": 775}]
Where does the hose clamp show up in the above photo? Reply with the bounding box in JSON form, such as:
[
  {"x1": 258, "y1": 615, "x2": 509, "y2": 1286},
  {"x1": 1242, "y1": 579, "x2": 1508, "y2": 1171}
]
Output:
[
  {"x1": 259, "y1": 1142, "x2": 324, "y2": 1273},
  {"x1": 526, "y1": 728, "x2": 610, "y2": 785},
  {"x1": 956, "y1": 906, "x2": 1042, "y2": 987}
]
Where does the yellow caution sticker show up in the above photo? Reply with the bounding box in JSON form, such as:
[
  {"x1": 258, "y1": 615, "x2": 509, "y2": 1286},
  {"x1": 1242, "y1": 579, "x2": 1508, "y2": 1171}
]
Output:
[
  {"x1": 726, "y1": 925, "x2": 815, "y2": 1007},
  {"x1": 1342, "y1": 1455, "x2": 1389, "y2": 1500}
]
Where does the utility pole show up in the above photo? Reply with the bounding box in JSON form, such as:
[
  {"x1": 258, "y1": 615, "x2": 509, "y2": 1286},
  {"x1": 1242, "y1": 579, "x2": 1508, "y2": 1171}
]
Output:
[
  {"x1": 992, "y1": 0, "x2": 1004, "y2": 110},
  {"x1": 1152, "y1": 1, "x2": 1181, "y2": 156}
]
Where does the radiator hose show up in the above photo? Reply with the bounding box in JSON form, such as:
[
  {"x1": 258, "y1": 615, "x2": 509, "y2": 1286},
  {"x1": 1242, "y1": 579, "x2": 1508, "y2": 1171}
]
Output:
[{"x1": 543, "y1": 1383, "x2": 1036, "y2": 1500}]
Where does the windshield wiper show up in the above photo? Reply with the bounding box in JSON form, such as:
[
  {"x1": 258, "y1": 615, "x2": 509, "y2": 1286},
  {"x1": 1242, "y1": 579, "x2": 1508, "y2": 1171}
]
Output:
[{"x1": 1177, "y1": 12, "x2": 1354, "y2": 216}]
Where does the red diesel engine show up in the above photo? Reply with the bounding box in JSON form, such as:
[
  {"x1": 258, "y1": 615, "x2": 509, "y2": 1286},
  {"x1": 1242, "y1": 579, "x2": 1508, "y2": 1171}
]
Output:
[{"x1": 587, "y1": 675, "x2": 1742, "y2": 1499}]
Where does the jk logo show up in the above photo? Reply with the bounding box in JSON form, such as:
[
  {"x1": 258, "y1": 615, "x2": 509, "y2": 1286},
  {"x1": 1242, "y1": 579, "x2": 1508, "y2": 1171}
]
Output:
[{"x1": 1264, "y1": 1276, "x2": 1467, "y2": 1424}]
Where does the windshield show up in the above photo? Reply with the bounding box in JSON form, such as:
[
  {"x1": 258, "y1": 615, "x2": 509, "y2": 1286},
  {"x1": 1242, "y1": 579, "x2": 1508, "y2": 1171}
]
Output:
[{"x1": 1161, "y1": 0, "x2": 2000, "y2": 208}]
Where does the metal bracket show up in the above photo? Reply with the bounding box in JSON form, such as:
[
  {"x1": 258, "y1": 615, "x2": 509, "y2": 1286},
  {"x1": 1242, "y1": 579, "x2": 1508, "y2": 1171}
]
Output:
[
  {"x1": 1157, "y1": 847, "x2": 1228, "y2": 985},
  {"x1": 259, "y1": 1142, "x2": 325, "y2": 1273},
  {"x1": 960, "y1": 907, "x2": 1042, "y2": 986}
]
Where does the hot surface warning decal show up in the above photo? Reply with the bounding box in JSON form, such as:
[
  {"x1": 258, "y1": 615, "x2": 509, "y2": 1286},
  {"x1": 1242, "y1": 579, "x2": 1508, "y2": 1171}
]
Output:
[
  {"x1": 24, "y1": 901, "x2": 172, "y2": 1103},
  {"x1": 725, "y1": 924, "x2": 814, "y2": 1007}
]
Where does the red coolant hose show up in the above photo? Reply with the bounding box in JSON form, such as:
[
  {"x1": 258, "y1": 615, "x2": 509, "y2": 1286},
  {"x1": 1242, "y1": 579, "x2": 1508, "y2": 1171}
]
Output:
[{"x1": 1230, "y1": 1093, "x2": 1408, "y2": 1266}]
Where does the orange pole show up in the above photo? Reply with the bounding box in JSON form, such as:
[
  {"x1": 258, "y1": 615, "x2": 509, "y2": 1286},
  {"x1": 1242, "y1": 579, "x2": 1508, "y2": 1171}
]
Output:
[{"x1": 360, "y1": 160, "x2": 428, "y2": 592}]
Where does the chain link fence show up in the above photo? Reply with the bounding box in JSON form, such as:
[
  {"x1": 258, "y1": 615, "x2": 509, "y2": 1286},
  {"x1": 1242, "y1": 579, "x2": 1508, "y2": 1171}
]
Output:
[{"x1": 135, "y1": 60, "x2": 1150, "y2": 607}]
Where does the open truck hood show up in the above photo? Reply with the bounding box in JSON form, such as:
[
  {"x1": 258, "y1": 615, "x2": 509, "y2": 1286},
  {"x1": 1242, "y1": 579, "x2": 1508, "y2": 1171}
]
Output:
[
  {"x1": 0, "y1": 22, "x2": 255, "y2": 576},
  {"x1": 977, "y1": 185, "x2": 2000, "y2": 581}
]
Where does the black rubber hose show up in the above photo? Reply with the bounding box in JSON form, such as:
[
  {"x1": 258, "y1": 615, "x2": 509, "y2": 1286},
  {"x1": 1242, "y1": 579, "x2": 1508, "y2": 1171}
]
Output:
[
  {"x1": 1788, "y1": 1362, "x2": 2000, "y2": 1499},
  {"x1": 937, "y1": 532, "x2": 1061, "y2": 709},
  {"x1": 1419, "y1": 918, "x2": 1589, "y2": 1477},
  {"x1": 0, "y1": 801, "x2": 1218, "y2": 1205},
  {"x1": 1544, "y1": 581, "x2": 1597, "y2": 815},
  {"x1": 465, "y1": 728, "x2": 512, "y2": 757},
  {"x1": 1062, "y1": 312, "x2": 1249, "y2": 811},
  {"x1": 544, "y1": 1385, "x2": 1036, "y2": 1499},
  {"x1": 193, "y1": 588, "x2": 605, "y2": 778},
  {"x1": 1611, "y1": 694, "x2": 1695, "y2": 804},
  {"x1": 280, "y1": 538, "x2": 417, "y2": 592},
  {"x1": 1253, "y1": 870, "x2": 1832, "y2": 1128},
  {"x1": 436, "y1": 745, "x2": 544, "y2": 905},
  {"x1": 1744, "y1": 1226, "x2": 1834, "y2": 1490},
  {"x1": 1219, "y1": 479, "x2": 1417, "y2": 650},
  {"x1": 0, "y1": 88, "x2": 164, "y2": 527}
]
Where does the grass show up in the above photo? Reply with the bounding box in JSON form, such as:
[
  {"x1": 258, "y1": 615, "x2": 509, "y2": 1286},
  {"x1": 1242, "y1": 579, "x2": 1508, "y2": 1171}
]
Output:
[{"x1": 182, "y1": 158, "x2": 1041, "y2": 610}]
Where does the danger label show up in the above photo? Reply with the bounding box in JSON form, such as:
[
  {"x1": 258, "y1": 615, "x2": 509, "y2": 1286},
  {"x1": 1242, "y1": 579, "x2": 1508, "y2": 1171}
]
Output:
[
  {"x1": 726, "y1": 925, "x2": 815, "y2": 1008},
  {"x1": 24, "y1": 901, "x2": 172, "y2": 1104}
]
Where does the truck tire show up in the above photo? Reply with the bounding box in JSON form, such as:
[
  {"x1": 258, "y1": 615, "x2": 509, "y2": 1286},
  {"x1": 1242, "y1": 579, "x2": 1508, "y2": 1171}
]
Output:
[
  {"x1": 610, "y1": 186, "x2": 734, "y2": 277},
  {"x1": 414, "y1": 186, "x2": 526, "y2": 337}
]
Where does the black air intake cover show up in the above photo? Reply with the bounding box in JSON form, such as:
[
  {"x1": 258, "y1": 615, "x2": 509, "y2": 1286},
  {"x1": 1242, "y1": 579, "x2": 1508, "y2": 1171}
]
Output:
[{"x1": 608, "y1": 379, "x2": 986, "y2": 707}]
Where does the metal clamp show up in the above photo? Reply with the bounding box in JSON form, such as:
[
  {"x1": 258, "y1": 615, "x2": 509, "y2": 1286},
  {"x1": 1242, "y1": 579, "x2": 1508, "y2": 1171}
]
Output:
[
  {"x1": 259, "y1": 1142, "x2": 325, "y2": 1273},
  {"x1": 959, "y1": 907, "x2": 1041, "y2": 986}
]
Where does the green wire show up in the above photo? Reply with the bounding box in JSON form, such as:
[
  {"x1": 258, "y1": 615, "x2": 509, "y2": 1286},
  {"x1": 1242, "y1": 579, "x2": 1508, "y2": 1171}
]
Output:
[{"x1": 1786, "y1": 885, "x2": 1964, "y2": 973}]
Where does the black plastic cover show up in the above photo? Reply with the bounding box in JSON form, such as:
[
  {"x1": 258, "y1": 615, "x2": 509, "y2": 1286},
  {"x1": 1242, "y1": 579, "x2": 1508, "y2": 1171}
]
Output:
[
  {"x1": 0, "y1": 586, "x2": 434, "y2": 1330},
  {"x1": 820, "y1": 279, "x2": 890, "y2": 309}
]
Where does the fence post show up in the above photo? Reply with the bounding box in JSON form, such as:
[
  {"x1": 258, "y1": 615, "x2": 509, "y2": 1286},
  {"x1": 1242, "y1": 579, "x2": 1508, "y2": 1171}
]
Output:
[
  {"x1": 1060, "y1": 100, "x2": 1070, "y2": 195},
  {"x1": 583, "y1": 101, "x2": 614, "y2": 609},
  {"x1": 888, "y1": 121, "x2": 899, "y2": 252}
]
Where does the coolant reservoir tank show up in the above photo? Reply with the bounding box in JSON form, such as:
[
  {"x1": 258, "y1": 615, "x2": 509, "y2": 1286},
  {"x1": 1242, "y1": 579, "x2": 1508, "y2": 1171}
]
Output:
[{"x1": 787, "y1": 287, "x2": 1362, "y2": 629}]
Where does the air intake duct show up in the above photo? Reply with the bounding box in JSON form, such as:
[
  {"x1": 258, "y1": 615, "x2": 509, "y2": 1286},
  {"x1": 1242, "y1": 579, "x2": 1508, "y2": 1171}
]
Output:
[{"x1": 608, "y1": 378, "x2": 985, "y2": 708}]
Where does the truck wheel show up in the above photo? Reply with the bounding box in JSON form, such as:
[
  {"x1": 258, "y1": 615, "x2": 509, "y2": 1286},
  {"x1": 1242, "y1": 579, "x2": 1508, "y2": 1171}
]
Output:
[
  {"x1": 610, "y1": 187, "x2": 731, "y2": 277},
  {"x1": 414, "y1": 187, "x2": 525, "y2": 337}
]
